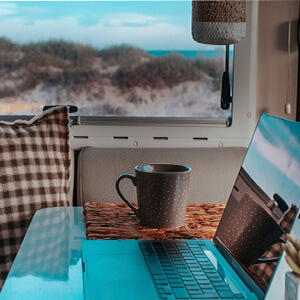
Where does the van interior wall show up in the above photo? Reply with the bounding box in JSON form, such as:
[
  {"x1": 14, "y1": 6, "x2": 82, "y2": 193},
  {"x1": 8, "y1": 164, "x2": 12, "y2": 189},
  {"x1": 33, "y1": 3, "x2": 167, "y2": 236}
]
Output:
[
  {"x1": 256, "y1": 0, "x2": 299, "y2": 120},
  {"x1": 76, "y1": 147, "x2": 246, "y2": 206},
  {"x1": 74, "y1": 1, "x2": 300, "y2": 206}
]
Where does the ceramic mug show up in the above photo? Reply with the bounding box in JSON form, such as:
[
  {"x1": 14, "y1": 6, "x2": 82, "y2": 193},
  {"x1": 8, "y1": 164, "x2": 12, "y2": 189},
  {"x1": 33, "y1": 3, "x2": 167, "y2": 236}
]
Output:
[{"x1": 116, "y1": 164, "x2": 191, "y2": 228}]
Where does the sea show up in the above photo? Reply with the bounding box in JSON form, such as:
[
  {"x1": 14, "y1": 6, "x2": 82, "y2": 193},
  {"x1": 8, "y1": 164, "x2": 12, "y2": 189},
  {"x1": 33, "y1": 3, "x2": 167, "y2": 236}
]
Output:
[{"x1": 147, "y1": 49, "x2": 234, "y2": 59}]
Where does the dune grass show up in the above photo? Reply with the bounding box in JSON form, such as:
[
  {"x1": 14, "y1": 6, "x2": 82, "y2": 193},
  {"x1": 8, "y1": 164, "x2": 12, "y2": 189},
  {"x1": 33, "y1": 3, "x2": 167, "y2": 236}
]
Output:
[
  {"x1": 113, "y1": 53, "x2": 223, "y2": 90},
  {"x1": 22, "y1": 40, "x2": 97, "y2": 63},
  {"x1": 97, "y1": 44, "x2": 149, "y2": 66},
  {"x1": 0, "y1": 38, "x2": 223, "y2": 99}
]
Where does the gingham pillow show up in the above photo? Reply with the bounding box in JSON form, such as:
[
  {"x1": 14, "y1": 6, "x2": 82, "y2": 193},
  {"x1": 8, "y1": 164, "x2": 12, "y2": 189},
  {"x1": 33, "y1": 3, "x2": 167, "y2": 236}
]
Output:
[{"x1": 0, "y1": 106, "x2": 71, "y2": 290}]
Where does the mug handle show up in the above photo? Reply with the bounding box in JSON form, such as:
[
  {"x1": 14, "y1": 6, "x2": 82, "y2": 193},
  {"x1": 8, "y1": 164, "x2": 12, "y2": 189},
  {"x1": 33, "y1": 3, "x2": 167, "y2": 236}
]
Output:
[
  {"x1": 256, "y1": 236, "x2": 286, "y2": 263},
  {"x1": 257, "y1": 257, "x2": 280, "y2": 263},
  {"x1": 116, "y1": 174, "x2": 139, "y2": 216}
]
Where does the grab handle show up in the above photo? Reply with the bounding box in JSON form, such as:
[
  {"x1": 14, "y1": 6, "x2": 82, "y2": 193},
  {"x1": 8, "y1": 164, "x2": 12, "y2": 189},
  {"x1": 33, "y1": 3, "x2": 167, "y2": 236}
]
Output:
[{"x1": 116, "y1": 174, "x2": 139, "y2": 217}]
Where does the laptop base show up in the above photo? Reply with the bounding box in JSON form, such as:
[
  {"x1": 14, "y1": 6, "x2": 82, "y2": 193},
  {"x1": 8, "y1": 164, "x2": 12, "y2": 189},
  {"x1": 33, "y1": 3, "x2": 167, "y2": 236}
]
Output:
[{"x1": 82, "y1": 239, "x2": 257, "y2": 300}]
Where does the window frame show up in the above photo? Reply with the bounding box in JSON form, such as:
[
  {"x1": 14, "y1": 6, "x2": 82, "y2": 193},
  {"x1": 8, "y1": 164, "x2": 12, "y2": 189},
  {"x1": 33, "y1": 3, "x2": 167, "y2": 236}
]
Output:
[{"x1": 70, "y1": 1, "x2": 258, "y2": 149}]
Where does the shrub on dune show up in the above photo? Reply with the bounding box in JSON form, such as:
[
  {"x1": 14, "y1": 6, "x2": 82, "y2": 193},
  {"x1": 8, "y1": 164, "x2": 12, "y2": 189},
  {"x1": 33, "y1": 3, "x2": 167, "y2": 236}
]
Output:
[
  {"x1": 113, "y1": 53, "x2": 207, "y2": 89},
  {"x1": 97, "y1": 44, "x2": 149, "y2": 66},
  {"x1": 22, "y1": 40, "x2": 96, "y2": 64}
]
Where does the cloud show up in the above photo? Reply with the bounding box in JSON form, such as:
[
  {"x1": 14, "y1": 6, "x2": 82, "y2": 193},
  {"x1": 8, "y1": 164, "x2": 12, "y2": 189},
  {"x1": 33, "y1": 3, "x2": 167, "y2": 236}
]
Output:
[
  {"x1": 105, "y1": 13, "x2": 159, "y2": 26},
  {"x1": 252, "y1": 128, "x2": 300, "y2": 189},
  {"x1": 0, "y1": 15, "x2": 208, "y2": 50},
  {"x1": 0, "y1": 3, "x2": 18, "y2": 16}
]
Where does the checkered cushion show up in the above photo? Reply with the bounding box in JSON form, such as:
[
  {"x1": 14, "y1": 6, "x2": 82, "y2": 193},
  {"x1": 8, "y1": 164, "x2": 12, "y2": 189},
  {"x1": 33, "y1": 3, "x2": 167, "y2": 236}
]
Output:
[{"x1": 0, "y1": 106, "x2": 71, "y2": 290}]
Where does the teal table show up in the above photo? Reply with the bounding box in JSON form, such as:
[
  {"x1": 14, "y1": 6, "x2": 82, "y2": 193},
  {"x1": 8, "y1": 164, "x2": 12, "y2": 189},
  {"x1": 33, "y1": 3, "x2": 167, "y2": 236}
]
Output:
[
  {"x1": 0, "y1": 206, "x2": 298, "y2": 300},
  {"x1": 0, "y1": 207, "x2": 86, "y2": 300}
]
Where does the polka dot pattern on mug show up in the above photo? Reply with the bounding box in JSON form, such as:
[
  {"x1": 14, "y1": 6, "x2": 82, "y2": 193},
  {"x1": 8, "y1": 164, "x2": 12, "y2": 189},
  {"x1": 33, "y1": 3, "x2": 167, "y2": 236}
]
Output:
[{"x1": 137, "y1": 172, "x2": 190, "y2": 228}]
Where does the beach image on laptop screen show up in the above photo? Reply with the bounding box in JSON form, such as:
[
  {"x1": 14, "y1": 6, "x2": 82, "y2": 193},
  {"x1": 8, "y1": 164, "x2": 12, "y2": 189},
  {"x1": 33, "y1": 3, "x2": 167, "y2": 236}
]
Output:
[{"x1": 215, "y1": 114, "x2": 300, "y2": 293}]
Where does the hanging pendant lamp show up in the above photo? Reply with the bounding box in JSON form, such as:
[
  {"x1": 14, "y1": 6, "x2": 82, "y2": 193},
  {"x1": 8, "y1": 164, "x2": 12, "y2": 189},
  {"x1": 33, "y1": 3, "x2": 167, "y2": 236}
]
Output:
[
  {"x1": 192, "y1": 0, "x2": 247, "y2": 110},
  {"x1": 192, "y1": 0, "x2": 246, "y2": 45}
]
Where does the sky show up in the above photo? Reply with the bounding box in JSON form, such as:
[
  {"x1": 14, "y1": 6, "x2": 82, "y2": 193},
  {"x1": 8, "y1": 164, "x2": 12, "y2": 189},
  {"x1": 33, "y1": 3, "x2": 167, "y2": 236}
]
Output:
[
  {"x1": 243, "y1": 115, "x2": 300, "y2": 207},
  {"x1": 0, "y1": 1, "x2": 218, "y2": 51}
]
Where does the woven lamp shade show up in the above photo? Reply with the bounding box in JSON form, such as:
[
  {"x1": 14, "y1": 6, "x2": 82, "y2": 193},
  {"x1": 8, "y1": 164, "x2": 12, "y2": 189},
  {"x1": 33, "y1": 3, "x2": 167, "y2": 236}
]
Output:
[{"x1": 192, "y1": 0, "x2": 246, "y2": 45}]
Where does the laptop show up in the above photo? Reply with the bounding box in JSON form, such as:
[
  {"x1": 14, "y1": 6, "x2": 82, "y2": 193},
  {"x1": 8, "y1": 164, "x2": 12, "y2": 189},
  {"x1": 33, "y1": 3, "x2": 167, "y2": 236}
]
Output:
[{"x1": 82, "y1": 114, "x2": 300, "y2": 300}]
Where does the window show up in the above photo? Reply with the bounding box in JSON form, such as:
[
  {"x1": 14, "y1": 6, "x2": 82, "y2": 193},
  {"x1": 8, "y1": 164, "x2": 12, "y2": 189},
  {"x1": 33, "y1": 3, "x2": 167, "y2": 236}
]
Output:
[
  {"x1": 0, "y1": 1, "x2": 258, "y2": 148},
  {"x1": 0, "y1": 1, "x2": 232, "y2": 119}
]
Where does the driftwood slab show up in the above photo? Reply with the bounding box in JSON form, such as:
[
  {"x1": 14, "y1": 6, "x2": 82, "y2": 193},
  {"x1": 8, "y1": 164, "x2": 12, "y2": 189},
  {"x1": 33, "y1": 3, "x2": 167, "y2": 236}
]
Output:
[{"x1": 84, "y1": 202, "x2": 225, "y2": 240}]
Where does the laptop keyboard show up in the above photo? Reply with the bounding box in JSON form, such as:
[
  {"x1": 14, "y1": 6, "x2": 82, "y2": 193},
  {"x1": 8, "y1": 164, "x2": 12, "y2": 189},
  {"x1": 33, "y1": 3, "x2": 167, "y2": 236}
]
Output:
[{"x1": 139, "y1": 241, "x2": 245, "y2": 300}]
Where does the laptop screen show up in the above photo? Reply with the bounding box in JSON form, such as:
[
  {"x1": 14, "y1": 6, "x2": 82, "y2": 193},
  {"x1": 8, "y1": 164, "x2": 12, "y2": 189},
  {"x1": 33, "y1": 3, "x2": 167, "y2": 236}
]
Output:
[{"x1": 214, "y1": 114, "x2": 300, "y2": 294}]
